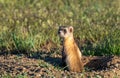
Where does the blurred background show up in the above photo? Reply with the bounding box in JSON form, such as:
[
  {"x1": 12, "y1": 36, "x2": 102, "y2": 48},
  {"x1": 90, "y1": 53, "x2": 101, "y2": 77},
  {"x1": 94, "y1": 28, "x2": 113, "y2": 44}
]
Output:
[{"x1": 0, "y1": 0, "x2": 120, "y2": 56}]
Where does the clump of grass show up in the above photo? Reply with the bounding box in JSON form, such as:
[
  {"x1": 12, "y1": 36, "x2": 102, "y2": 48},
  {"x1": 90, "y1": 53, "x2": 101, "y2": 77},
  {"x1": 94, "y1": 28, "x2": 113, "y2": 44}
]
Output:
[{"x1": 94, "y1": 29, "x2": 120, "y2": 56}]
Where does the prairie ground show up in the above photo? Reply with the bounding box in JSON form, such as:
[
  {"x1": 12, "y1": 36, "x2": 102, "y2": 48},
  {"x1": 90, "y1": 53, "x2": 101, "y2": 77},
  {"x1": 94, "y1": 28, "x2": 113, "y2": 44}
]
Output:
[{"x1": 0, "y1": 52, "x2": 120, "y2": 78}]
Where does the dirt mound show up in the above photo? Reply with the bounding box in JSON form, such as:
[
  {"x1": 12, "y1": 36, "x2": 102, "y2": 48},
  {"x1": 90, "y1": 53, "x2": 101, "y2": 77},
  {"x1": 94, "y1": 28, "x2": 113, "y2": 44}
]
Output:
[
  {"x1": 83, "y1": 56, "x2": 120, "y2": 70},
  {"x1": 83, "y1": 56, "x2": 120, "y2": 78},
  {"x1": 0, "y1": 54, "x2": 120, "y2": 78}
]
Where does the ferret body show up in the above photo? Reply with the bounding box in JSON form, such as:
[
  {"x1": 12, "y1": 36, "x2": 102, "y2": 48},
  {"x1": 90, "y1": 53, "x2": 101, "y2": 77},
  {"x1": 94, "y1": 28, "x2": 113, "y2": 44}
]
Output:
[{"x1": 58, "y1": 26, "x2": 83, "y2": 72}]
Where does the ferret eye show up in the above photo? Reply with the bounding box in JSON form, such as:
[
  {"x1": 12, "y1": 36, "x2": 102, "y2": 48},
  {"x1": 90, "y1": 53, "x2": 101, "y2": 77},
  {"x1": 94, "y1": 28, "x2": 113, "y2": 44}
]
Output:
[{"x1": 63, "y1": 29, "x2": 67, "y2": 34}]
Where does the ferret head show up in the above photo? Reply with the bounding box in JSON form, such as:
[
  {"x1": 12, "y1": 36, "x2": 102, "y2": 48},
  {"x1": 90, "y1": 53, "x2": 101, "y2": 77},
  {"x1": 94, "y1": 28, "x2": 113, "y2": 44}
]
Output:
[{"x1": 58, "y1": 26, "x2": 74, "y2": 39}]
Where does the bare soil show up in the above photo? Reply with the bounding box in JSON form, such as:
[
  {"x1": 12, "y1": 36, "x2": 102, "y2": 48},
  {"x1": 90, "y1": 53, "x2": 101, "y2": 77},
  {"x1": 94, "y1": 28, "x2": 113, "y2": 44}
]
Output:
[{"x1": 0, "y1": 53, "x2": 120, "y2": 78}]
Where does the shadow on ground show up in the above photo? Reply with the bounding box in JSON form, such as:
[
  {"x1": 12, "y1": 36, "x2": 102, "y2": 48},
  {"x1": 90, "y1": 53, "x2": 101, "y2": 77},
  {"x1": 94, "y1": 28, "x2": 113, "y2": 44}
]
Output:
[
  {"x1": 0, "y1": 50, "x2": 119, "y2": 72},
  {"x1": 0, "y1": 50, "x2": 62, "y2": 67},
  {"x1": 83, "y1": 56, "x2": 115, "y2": 71},
  {"x1": 28, "y1": 51, "x2": 62, "y2": 67}
]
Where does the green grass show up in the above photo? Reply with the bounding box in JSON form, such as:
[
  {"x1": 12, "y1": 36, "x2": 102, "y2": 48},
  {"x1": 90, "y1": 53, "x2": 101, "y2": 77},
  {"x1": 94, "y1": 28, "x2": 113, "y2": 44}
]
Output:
[
  {"x1": 0, "y1": 0, "x2": 120, "y2": 55},
  {"x1": 1, "y1": 73, "x2": 28, "y2": 78}
]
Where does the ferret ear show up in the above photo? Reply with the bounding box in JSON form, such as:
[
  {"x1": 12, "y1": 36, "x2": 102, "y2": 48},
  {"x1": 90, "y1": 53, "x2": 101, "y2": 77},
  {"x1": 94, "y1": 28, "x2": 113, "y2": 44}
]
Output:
[{"x1": 69, "y1": 26, "x2": 73, "y2": 33}]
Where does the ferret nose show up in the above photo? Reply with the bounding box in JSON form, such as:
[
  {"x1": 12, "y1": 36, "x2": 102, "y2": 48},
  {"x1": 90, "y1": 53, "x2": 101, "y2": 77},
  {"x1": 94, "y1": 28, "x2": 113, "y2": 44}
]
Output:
[{"x1": 58, "y1": 31, "x2": 60, "y2": 34}]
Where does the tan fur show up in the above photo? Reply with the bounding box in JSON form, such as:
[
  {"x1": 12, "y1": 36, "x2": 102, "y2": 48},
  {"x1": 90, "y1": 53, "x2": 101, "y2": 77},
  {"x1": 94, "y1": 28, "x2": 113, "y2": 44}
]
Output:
[{"x1": 58, "y1": 26, "x2": 83, "y2": 72}]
